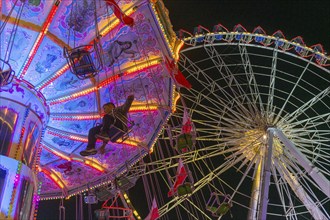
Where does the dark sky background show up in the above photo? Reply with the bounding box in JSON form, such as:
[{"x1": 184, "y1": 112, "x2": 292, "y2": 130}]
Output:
[
  {"x1": 37, "y1": 1, "x2": 329, "y2": 219},
  {"x1": 164, "y1": 0, "x2": 330, "y2": 52}
]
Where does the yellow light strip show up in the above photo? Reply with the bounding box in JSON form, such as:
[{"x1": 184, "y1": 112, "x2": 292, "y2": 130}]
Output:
[
  {"x1": 123, "y1": 192, "x2": 142, "y2": 219},
  {"x1": 125, "y1": 60, "x2": 160, "y2": 74},
  {"x1": 172, "y1": 90, "x2": 181, "y2": 112},
  {"x1": 49, "y1": 59, "x2": 161, "y2": 105},
  {"x1": 150, "y1": 3, "x2": 175, "y2": 57},
  {"x1": 49, "y1": 173, "x2": 65, "y2": 189},
  {"x1": 99, "y1": 6, "x2": 135, "y2": 37},
  {"x1": 84, "y1": 160, "x2": 105, "y2": 172},
  {"x1": 129, "y1": 103, "x2": 158, "y2": 111},
  {"x1": 122, "y1": 139, "x2": 139, "y2": 147}
]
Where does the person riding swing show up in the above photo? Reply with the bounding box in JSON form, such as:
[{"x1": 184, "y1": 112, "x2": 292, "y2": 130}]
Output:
[{"x1": 80, "y1": 95, "x2": 134, "y2": 156}]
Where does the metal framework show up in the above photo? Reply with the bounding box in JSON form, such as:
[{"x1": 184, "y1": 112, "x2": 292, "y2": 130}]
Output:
[{"x1": 135, "y1": 32, "x2": 330, "y2": 219}]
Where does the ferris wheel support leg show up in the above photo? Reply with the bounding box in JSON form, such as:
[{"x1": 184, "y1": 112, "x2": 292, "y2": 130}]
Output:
[
  {"x1": 257, "y1": 128, "x2": 274, "y2": 220},
  {"x1": 248, "y1": 159, "x2": 262, "y2": 220},
  {"x1": 274, "y1": 159, "x2": 329, "y2": 220},
  {"x1": 274, "y1": 129, "x2": 330, "y2": 198}
]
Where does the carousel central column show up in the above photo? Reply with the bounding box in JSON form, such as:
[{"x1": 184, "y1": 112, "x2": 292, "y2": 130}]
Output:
[{"x1": 0, "y1": 79, "x2": 49, "y2": 220}]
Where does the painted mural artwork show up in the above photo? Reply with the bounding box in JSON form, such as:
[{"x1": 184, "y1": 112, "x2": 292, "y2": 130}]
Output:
[
  {"x1": 35, "y1": 54, "x2": 57, "y2": 74},
  {"x1": 57, "y1": 161, "x2": 72, "y2": 175},
  {"x1": 2, "y1": 29, "x2": 31, "y2": 71},
  {"x1": 8, "y1": 0, "x2": 44, "y2": 16},
  {"x1": 131, "y1": 111, "x2": 159, "y2": 141},
  {"x1": 106, "y1": 40, "x2": 138, "y2": 67},
  {"x1": 34, "y1": 44, "x2": 63, "y2": 75},
  {"x1": 134, "y1": 13, "x2": 160, "y2": 56},
  {"x1": 41, "y1": 151, "x2": 56, "y2": 162},
  {"x1": 32, "y1": 104, "x2": 45, "y2": 121},
  {"x1": 57, "y1": 161, "x2": 78, "y2": 176},
  {"x1": 65, "y1": 0, "x2": 96, "y2": 33},
  {"x1": 39, "y1": 172, "x2": 60, "y2": 192},
  {"x1": 60, "y1": 93, "x2": 96, "y2": 113},
  {"x1": 55, "y1": 76, "x2": 80, "y2": 91},
  {"x1": 52, "y1": 137, "x2": 74, "y2": 148},
  {"x1": 64, "y1": 122, "x2": 83, "y2": 133},
  {"x1": 63, "y1": 100, "x2": 87, "y2": 111},
  {"x1": 0, "y1": 82, "x2": 26, "y2": 98}
]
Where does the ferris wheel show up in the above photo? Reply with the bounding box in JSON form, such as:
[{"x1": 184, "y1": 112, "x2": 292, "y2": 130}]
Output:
[{"x1": 135, "y1": 25, "x2": 330, "y2": 220}]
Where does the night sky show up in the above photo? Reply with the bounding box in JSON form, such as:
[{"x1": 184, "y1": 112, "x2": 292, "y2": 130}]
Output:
[
  {"x1": 165, "y1": 0, "x2": 330, "y2": 52},
  {"x1": 37, "y1": 1, "x2": 329, "y2": 219}
]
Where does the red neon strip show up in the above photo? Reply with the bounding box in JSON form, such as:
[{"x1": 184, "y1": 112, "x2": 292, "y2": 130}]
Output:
[
  {"x1": 49, "y1": 63, "x2": 160, "y2": 105},
  {"x1": 38, "y1": 65, "x2": 70, "y2": 90},
  {"x1": 47, "y1": 130, "x2": 89, "y2": 143},
  {"x1": 20, "y1": 2, "x2": 60, "y2": 79},
  {"x1": 38, "y1": 16, "x2": 123, "y2": 91}
]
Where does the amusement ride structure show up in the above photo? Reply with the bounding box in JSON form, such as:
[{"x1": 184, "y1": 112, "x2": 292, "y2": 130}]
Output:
[{"x1": 0, "y1": 0, "x2": 329, "y2": 219}]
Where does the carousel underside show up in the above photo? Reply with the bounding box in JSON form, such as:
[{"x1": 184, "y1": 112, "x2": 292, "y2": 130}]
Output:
[{"x1": 0, "y1": 0, "x2": 178, "y2": 199}]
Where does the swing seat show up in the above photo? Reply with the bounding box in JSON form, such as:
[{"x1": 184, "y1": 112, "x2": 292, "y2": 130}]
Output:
[
  {"x1": 64, "y1": 41, "x2": 103, "y2": 80},
  {"x1": 0, "y1": 69, "x2": 13, "y2": 86},
  {"x1": 177, "y1": 182, "x2": 193, "y2": 196},
  {"x1": 28, "y1": 0, "x2": 41, "y2": 6},
  {"x1": 176, "y1": 133, "x2": 193, "y2": 153},
  {"x1": 95, "y1": 209, "x2": 110, "y2": 220},
  {"x1": 207, "y1": 203, "x2": 230, "y2": 216},
  {"x1": 95, "y1": 119, "x2": 134, "y2": 143},
  {"x1": 0, "y1": 60, "x2": 14, "y2": 87},
  {"x1": 206, "y1": 192, "x2": 232, "y2": 217},
  {"x1": 96, "y1": 126, "x2": 126, "y2": 143},
  {"x1": 65, "y1": 47, "x2": 97, "y2": 79}
]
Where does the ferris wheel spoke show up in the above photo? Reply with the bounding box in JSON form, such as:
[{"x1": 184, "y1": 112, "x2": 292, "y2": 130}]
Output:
[
  {"x1": 229, "y1": 153, "x2": 259, "y2": 202},
  {"x1": 238, "y1": 44, "x2": 266, "y2": 115},
  {"x1": 201, "y1": 45, "x2": 247, "y2": 97},
  {"x1": 184, "y1": 90, "x2": 228, "y2": 115},
  {"x1": 272, "y1": 159, "x2": 303, "y2": 219},
  {"x1": 289, "y1": 112, "x2": 330, "y2": 128},
  {"x1": 278, "y1": 87, "x2": 330, "y2": 125},
  {"x1": 158, "y1": 37, "x2": 330, "y2": 218},
  {"x1": 273, "y1": 157, "x2": 330, "y2": 219},
  {"x1": 295, "y1": 146, "x2": 330, "y2": 162},
  {"x1": 269, "y1": 164, "x2": 299, "y2": 219},
  {"x1": 275, "y1": 129, "x2": 330, "y2": 198},
  {"x1": 184, "y1": 199, "x2": 213, "y2": 220},
  {"x1": 273, "y1": 58, "x2": 313, "y2": 124},
  {"x1": 195, "y1": 119, "x2": 244, "y2": 134},
  {"x1": 293, "y1": 137, "x2": 330, "y2": 148},
  {"x1": 179, "y1": 53, "x2": 220, "y2": 91},
  {"x1": 159, "y1": 153, "x2": 244, "y2": 217},
  {"x1": 194, "y1": 127, "x2": 241, "y2": 138},
  {"x1": 266, "y1": 46, "x2": 279, "y2": 121},
  {"x1": 141, "y1": 145, "x2": 240, "y2": 176},
  {"x1": 202, "y1": 45, "x2": 260, "y2": 115},
  {"x1": 192, "y1": 95, "x2": 256, "y2": 127},
  {"x1": 184, "y1": 91, "x2": 256, "y2": 126},
  {"x1": 180, "y1": 52, "x2": 259, "y2": 118}
]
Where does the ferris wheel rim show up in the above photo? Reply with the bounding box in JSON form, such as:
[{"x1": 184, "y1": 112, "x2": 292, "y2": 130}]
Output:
[{"x1": 147, "y1": 35, "x2": 330, "y2": 219}]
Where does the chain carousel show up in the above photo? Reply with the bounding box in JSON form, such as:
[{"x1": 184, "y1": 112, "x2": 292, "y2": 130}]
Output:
[{"x1": 0, "y1": 0, "x2": 181, "y2": 219}]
